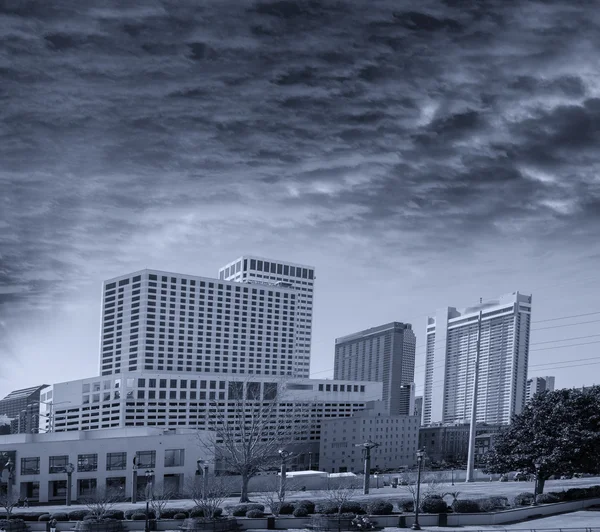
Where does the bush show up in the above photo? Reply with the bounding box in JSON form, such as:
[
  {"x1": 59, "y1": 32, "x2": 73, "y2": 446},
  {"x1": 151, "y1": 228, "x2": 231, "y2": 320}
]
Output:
[
  {"x1": 293, "y1": 507, "x2": 309, "y2": 517},
  {"x1": 475, "y1": 497, "x2": 509, "y2": 512},
  {"x1": 68, "y1": 510, "x2": 90, "y2": 521},
  {"x1": 246, "y1": 509, "x2": 264, "y2": 518},
  {"x1": 548, "y1": 490, "x2": 567, "y2": 502},
  {"x1": 315, "y1": 502, "x2": 365, "y2": 515},
  {"x1": 159, "y1": 509, "x2": 190, "y2": 519},
  {"x1": 125, "y1": 509, "x2": 155, "y2": 519},
  {"x1": 421, "y1": 496, "x2": 449, "y2": 514},
  {"x1": 513, "y1": 492, "x2": 534, "y2": 506},
  {"x1": 131, "y1": 513, "x2": 147, "y2": 521},
  {"x1": 15, "y1": 513, "x2": 48, "y2": 522},
  {"x1": 173, "y1": 513, "x2": 187, "y2": 520},
  {"x1": 295, "y1": 500, "x2": 315, "y2": 514},
  {"x1": 398, "y1": 499, "x2": 414, "y2": 512},
  {"x1": 102, "y1": 510, "x2": 125, "y2": 520},
  {"x1": 83, "y1": 516, "x2": 98, "y2": 521},
  {"x1": 536, "y1": 493, "x2": 560, "y2": 504},
  {"x1": 230, "y1": 504, "x2": 264, "y2": 517},
  {"x1": 189, "y1": 508, "x2": 223, "y2": 519},
  {"x1": 452, "y1": 500, "x2": 481, "y2": 513},
  {"x1": 38, "y1": 515, "x2": 51, "y2": 522},
  {"x1": 565, "y1": 488, "x2": 587, "y2": 501},
  {"x1": 50, "y1": 513, "x2": 69, "y2": 521},
  {"x1": 273, "y1": 502, "x2": 295, "y2": 515},
  {"x1": 365, "y1": 500, "x2": 394, "y2": 515}
]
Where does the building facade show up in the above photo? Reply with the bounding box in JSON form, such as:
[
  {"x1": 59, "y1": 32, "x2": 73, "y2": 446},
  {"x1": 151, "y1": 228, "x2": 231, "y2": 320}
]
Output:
[
  {"x1": 423, "y1": 292, "x2": 532, "y2": 426},
  {"x1": 334, "y1": 323, "x2": 416, "y2": 415},
  {"x1": 526, "y1": 376, "x2": 555, "y2": 401},
  {"x1": 99, "y1": 269, "x2": 302, "y2": 378},
  {"x1": 0, "y1": 386, "x2": 48, "y2": 434},
  {"x1": 0, "y1": 427, "x2": 211, "y2": 503},
  {"x1": 418, "y1": 423, "x2": 504, "y2": 466},
  {"x1": 414, "y1": 396, "x2": 423, "y2": 423},
  {"x1": 319, "y1": 401, "x2": 419, "y2": 473},
  {"x1": 219, "y1": 256, "x2": 315, "y2": 378}
]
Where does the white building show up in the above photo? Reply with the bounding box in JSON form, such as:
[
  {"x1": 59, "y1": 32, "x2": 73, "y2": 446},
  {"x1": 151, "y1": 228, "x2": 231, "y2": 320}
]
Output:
[
  {"x1": 526, "y1": 376, "x2": 555, "y2": 401},
  {"x1": 423, "y1": 292, "x2": 532, "y2": 426},
  {"x1": 99, "y1": 268, "x2": 302, "y2": 378},
  {"x1": 319, "y1": 401, "x2": 419, "y2": 473},
  {"x1": 0, "y1": 427, "x2": 211, "y2": 504},
  {"x1": 219, "y1": 256, "x2": 315, "y2": 378},
  {"x1": 334, "y1": 323, "x2": 416, "y2": 415}
]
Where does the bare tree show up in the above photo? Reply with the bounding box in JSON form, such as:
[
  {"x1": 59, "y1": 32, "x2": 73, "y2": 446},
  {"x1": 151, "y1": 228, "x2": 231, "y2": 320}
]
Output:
[
  {"x1": 185, "y1": 475, "x2": 231, "y2": 520},
  {"x1": 80, "y1": 488, "x2": 120, "y2": 519},
  {"x1": 322, "y1": 477, "x2": 360, "y2": 515},
  {"x1": 257, "y1": 475, "x2": 301, "y2": 515},
  {"x1": 148, "y1": 483, "x2": 175, "y2": 520},
  {"x1": 0, "y1": 490, "x2": 19, "y2": 519},
  {"x1": 399, "y1": 472, "x2": 447, "y2": 509},
  {"x1": 198, "y1": 378, "x2": 312, "y2": 502}
]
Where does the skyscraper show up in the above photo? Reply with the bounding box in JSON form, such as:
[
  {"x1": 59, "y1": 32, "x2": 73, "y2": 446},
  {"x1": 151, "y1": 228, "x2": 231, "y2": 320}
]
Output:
[
  {"x1": 0, "y1": 385, "x2": 48, "y2": 434},
  {"x1": 333, "y1": 322, "x2": 416, "y2": 415},
  {"x1": 219, "y1": 256, "x2": 315, "y2": 378},
  {"x1": 99, "y1": 269, "x2": 300, "y2": 377},
  {"x1": 423, "y1": 292, "x2": 532, "y2": 426},
  {"x1": 526, "y1": 376, "x2": 555, "y2": 401}
]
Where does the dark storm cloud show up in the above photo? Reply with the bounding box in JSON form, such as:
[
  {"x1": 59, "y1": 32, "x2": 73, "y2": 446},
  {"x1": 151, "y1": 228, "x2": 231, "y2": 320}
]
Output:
[{"x1": 2, "y1": 0, "x2": 600, "y2": 320}]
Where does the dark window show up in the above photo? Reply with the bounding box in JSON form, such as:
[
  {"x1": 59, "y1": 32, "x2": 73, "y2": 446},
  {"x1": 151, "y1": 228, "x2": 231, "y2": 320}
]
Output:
[
  {"x1": 264, "y1": 382, "x2": 277, "y2": 400},
  {"x1": 106, "y1": 452, "x2": 127, "y2": 471},
  {"x1": 133, "y1": 275, "x2": 141, "y2": 282},
  {"x1": 149, "y1": 274, "x2": 158, "y2": 281},
  {"x1": 106, "y1": 282, "x2": 116, "y2": 290},
  {"x1": 21, "y1": 457, "x2": 40, "y2": 475},
  {"x1": 136, "y1": 451, "x2": 156, "y2": 469},
  {"x1": 78, "y1": 454, "x2": 98, "y2": 472},
  {"x1": 228, "y1": 381, "x2": 243, "y2": 400},
  {"x1": 118, "y1": 279, "x2": 130, "y2": 286},
  {"x1": 49, "y1": 455, "x2": 69, "y2": 474},
  {"x1": 138, "y1": 378, "x2": 146, "y2": 387}
]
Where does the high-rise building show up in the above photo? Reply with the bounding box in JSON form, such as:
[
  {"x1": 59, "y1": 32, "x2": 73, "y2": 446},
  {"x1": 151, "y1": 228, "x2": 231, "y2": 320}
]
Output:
[
  {"x1": 219, "y1": 256, "x2": 315, "y2": 378},
  {"x1": 99, "y1": 269, "x2": 301, "y2": 377},
  {"x1": 414, "y1": 396, "x2": 423, "y2": 423},
  {"x1": 423, "y1": 292, "x2": 532, "y2": 426},
  {"x1": 0, "y1": 385, "x2": 48, "y2": 434},
  {"x1": 333, "y1": 322, "x2": 416, "y2": 415},
  {"x1": 526, "y1": 376, "x2": 555, "y2": 401}
]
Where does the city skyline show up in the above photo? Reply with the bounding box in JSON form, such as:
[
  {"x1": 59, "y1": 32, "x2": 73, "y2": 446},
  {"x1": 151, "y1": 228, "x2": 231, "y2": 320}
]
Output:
[{"x1": 2, "y1": 1, "x2": 600, "y2": 397}]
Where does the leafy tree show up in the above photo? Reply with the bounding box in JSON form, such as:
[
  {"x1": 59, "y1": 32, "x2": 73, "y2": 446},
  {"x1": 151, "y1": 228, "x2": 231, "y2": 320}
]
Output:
[{"x1": 482, "y1": 386, "x2": 600, "y2": 493}]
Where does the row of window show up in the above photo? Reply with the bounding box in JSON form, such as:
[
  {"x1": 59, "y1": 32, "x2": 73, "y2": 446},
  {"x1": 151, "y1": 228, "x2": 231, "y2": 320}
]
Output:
[{"x1": 20, "y1": 450, "x2": 184, "y2": 476}]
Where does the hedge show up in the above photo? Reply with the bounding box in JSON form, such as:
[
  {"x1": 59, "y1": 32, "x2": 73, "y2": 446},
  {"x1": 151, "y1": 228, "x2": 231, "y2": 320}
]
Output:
[
  {"x1": 365, "y1": 500, "x2": 394, "y2": 515},
  {"x1": 452, "y1": 500, "x2": 481, "y2": 513},
  {"x1": 513, "y1": 492, "x2": 534, "y2": 506},
  {"x1": 294, "y1": 500, "x2": 316, "y2": 514},
  {"x1": 398, "y1": 498, "x2": 414, "y2": 512},
  {"x1": 245, "y1": 510, "x2": 264, "y2": 518},
  {"x1": 229, "y1": 504, "x2": 264, "y2": 517},
  {"x1": 272, "y1": 502, "x2": 295, "y2": 515},
  {"x1": 50, "y1": 513, "x2": 69, "y2": 521},
  {"x1": 159, "y1": 509, "x2": 190, "y2": 519},
  {"x1": 421, "y1": 496, "x2": 449, "y2": 514},
  {"x1": 536, "y1": 493, "x2": 560, "y2": 504},
  {"x1": 293, "y1": 507, "x2": 309, "y2": 517}
]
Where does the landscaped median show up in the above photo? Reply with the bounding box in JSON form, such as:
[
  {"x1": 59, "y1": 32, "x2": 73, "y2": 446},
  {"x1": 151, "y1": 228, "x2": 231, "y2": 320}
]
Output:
[{"x1": 2, "y1": 486, "x2": 600, "y2": 531}]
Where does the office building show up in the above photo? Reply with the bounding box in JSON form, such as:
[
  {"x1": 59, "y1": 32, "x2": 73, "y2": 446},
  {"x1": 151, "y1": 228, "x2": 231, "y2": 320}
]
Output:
[
  {"x1": 334, "y1": 322, "x2": 416, "y2": 415},
  {"x1": 423, "y1": 292, "x2": 532, "y2": 426},
  {"x1": 414, "y1": 396, "x2": 423, "y2": 423},
  {"x1": 0, "y1": 427, "x2": 211, "y2": 503},
  {"x1": 219, "y1": 256, "x2": 315, "y2": 378},
  {"x1": 99, "y1": 269, "x2": 301, "y2": 377},
  {"x1": 320, "y1": 401, "x2": 420, "y2": 473},
  {"x1": 526, "y1": 376, "x2": 555, "y2": 401},
  {"x1": 0, "y1": 385, "x2": 48, "y2": 434}
]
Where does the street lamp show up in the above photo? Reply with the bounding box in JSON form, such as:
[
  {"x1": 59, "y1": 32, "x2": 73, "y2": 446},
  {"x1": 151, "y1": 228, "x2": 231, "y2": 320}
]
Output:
[
  {"x1": 451, "y1": 468, "x2": 454, "y2": 486},
  {"x1": 278, "y1": 449, "x2": 291, "y2": 500},
  {"x1": 531, "y1": 460, "x2": 542, "y2": 506},
  {"x1": 354, "y1": 440, "x2": 379, "y2": 495},
  {"x1": 145, "y1": 469, "x2": 154, "y2": 532},
  {"x1": 308, "y1": 452, "x2": 312, "y2": 471},
  {"x1": 196, "y1": 460, "x2": 209, "y2": 498},
  {"x1": 64, "y1": 463, "x2": 75, "y2": 506},
  {"x1": 412, "y1": 449, "x2": 425, "y2": 531}
]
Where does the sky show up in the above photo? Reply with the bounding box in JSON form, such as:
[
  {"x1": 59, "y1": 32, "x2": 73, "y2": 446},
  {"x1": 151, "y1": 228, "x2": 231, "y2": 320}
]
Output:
[{"x1": 1, "y1": 0, "x2": 600, "y2": 399}]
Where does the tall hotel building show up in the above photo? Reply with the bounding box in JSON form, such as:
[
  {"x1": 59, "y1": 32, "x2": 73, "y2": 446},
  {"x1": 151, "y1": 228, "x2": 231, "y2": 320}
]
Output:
[
  {"x1": 219, "y1": 256, "x2": 314, "y2": 378},
  {"x1": 333, "y1": 322, "x2": 416, "y2": 415},
  {"x1": 423, "y1": 292, "x2": 532, "y2": 426},
  {"x1": 99, "y1": 261, "x2": 312, "y2": 378}
]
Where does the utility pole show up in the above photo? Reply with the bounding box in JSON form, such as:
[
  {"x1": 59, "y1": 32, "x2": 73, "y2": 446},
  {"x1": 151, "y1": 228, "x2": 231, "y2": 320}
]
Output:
[
  {"x1": 466, "y1": 310, "x2": 483, "y2": 483},
  {"x1": 355, "y1": 440, "x2": 379, "y2": 495}
]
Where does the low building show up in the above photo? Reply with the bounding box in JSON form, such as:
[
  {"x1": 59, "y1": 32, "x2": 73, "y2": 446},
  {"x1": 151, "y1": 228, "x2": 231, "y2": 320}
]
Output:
[
  {"x1": 419, "y1": 423, "x2": 504, "y2": 466},
  {"x1": 0, "y1": 426, "x2": 212, "y2": 503},
  {"x1": 319, "y1": 401, "x2": 420, "y2": 473},
  {"x1": 526, "y1": 376, "x2": 555, "y2": 401}
]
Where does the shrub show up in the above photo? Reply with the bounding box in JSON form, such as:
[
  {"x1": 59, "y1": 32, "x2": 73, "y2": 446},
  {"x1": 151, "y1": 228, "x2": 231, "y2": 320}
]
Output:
[
  {"x1": 125, "y1": 509, "x2": 155, "y2": 519},
  {"x1": 295, "y1": 500, "x2": 315, "y2": 514},
  {"x1": 365, "y1": 500, "x2": 394, "y2": 515},
  {"x1": 536, "y1": 493, "x2": 560, "y2": 504},
  {"x1": 421, "y1": 496, "x2": 449, "y2": 514},
  {"x1": 513, "y1": 492, "x2": 534, "y2": 506},
  {"x1": 103, "y1": 510, "x2": 125, "y2": 520},
  {"x1": 230, "y1": 504, "x2": 264, "y2": 517},
  {"x1": 246, "y1": 509, "x2": 264, "y2": 518},
  {"x1": 452, "y1": 500, "x2": 481, "y2": 513},
  {"x1": 131, "y1": 513, "x2": 147, "y2": 521},
  {"x1": 398, "y1": 499, "x2": 414, "y2": 512},
  {"x1": 38, "y1": 515, "x2": 51, "y2": 522},
  {"x1": 68, "y1": 510, "x2": 90, "y2": 521},
  {"x1": 548, "y1": 490, "x2": 567, "y2": 502},
  {"x1": 565, "y1": 488, "x2": 588, "y2": 501},
  {"x1": 159, "y1": 509, "x2": 190, "y2": 519},
  {"x1": 293, "y1": 507, "x2": 309, "y2": 517},
  {"x1": 190, "y1": 508, "x2": 223, "y2": 519},
  {"x1": 50, "y1": 513, "x2": 69, "y2": 521},
  {"x1": 315, "y1": 502, "x2": 365, "y2": 515},
  {"x1": 475, "y1": 497, "x2": 509, "y2": 512},
  {"x1": 173, "y1": 513, "x2": 187, "y2": 520},
  {"x1": 273, "y1": 502, "x2": 295, "y2": 515},
  {"x1": 15, "y1": 513, "x2": 48, "y2": 522}
]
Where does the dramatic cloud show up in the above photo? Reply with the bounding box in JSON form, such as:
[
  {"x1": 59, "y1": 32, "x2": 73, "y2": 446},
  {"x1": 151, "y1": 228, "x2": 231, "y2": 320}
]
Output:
[{"x1": 2, "y1": 0, "x2": 600, "y2": 389}]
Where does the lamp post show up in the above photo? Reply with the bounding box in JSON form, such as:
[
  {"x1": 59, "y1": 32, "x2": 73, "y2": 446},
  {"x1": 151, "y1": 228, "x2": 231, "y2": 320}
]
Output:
[
  {"x1": 308, "y1": 452, "x2": 312, "y2": 471},
  {"x1": 145, "y1": 469, "x2": 154, "y2": 532},
  {"x1": 451, "y1": 468, "x2": 454, "y2": 486},
  {"x1": 64, "y1": 463, "x2": 75, "y2": 506},
  {"x1": 354, "y1": 440, "x2": 379, "y2": 495},
  {"x1": 197, "y1": 460, "x2": 209, "y2": 498},
  {"x1": 412, "y1": 449, "x2": 425, "y2": 531},
  {"x1": 278, "y1": 449, "x2": 291, "y2": 501},
  {"x1": 531, "y1": 461, "x2": 542, "y2": 506}
]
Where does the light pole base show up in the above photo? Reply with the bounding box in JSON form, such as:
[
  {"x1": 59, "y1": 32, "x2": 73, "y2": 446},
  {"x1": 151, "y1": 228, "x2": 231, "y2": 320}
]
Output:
[{"x1": 411, "y1": 524, "x2": 421, "y2": 530}]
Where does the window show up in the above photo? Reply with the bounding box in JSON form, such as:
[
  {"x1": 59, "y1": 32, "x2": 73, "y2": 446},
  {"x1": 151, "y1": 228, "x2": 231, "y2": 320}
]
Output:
[
  {"x1": 49, "y1": 455, "x2": 69, "y2": 474},
  {"x1": 78, "y1": 478, "x2": 97, "y2": 497},
  {"x1": 136, "y1": 451, "x2": 156, "y2": 469},
  {"x1": 106, "y1": 452, "x2": 127, "y2": 471},
  {"x1": 228, "y1": 381, "x2": 243, "y2": 400},
  {"x1": 164, "y1": 449, "x2": 184, "y2": 467},
  {"x1": 21, "y1": 457, "x2": 40, "y2": 475},
  {"x1": 78, "y1": 454, "x2": 98, "y2": 472}
]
